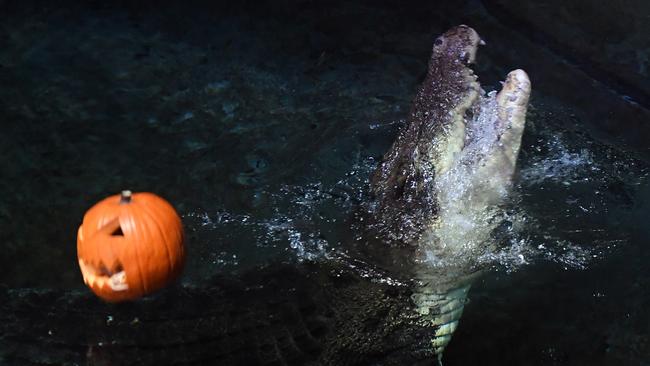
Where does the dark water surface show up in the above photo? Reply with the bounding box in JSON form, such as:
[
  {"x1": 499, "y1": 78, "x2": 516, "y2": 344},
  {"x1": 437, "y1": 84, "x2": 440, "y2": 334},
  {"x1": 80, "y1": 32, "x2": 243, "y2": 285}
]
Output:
[{"x1": 1, "y1": 1, "x2": 649, "y2": 365}]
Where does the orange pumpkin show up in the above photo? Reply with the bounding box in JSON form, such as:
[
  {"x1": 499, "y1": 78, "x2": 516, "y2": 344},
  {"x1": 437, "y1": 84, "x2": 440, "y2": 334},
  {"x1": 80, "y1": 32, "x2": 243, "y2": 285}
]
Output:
[{"x1": 77, "y1": 190, "x2": 185, "y2": 302}]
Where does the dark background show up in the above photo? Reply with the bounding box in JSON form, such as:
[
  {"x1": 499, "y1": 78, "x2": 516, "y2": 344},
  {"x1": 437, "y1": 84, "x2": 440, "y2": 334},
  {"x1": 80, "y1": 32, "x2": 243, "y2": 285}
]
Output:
[{"x1": 1, "y1": 0, "x2": 648, "y2": 365}]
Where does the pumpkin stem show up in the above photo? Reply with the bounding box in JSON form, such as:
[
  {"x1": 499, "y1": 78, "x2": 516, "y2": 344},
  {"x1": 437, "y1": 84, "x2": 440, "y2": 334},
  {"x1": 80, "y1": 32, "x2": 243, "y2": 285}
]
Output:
[{"x1": 120, "y1": 190, "x2": 132, "y2": 204}]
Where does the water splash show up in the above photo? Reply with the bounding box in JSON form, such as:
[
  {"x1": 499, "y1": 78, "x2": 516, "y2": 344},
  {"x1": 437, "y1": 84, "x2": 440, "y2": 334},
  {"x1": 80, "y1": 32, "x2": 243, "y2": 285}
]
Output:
[
  {"x1": 520, "y1": 135, "x2": 595, "y2": 186},
  {"x1": 182, "y1": 108, "x2": 646, "y2": 284},
  {"x1": 422, "y1": 92, "x2": 514, "y2": 268}
]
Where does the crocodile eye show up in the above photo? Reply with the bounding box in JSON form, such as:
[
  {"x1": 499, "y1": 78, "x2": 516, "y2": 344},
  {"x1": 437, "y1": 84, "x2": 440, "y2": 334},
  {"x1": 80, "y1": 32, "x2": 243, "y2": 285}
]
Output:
[{"x1": 460, "y1": 51, "x2": 470, "y2": 64}]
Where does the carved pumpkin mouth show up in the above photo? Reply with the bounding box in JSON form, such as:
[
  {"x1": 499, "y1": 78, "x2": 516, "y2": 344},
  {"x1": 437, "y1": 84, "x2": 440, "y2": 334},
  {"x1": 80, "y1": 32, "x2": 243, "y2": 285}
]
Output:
[{"x1": 78, "y1": 258, "x2": 129, "y2": 292}]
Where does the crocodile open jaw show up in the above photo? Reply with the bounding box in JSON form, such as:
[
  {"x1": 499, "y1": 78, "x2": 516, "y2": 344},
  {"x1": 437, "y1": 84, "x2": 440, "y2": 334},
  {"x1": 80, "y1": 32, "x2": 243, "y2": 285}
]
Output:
[
  {"x1": 367, "y1": 25, "x2": 531, "y2": 359},
  {"x1": 369, "y1": 25, "x2": 531, "y2": 259}
]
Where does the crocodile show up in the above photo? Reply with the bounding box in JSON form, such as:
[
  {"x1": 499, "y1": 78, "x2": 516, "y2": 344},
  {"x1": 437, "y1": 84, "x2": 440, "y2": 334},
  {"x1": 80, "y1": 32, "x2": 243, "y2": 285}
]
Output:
[{"x1": 364, "y1": 24, "x2": 531, "y2": 359}]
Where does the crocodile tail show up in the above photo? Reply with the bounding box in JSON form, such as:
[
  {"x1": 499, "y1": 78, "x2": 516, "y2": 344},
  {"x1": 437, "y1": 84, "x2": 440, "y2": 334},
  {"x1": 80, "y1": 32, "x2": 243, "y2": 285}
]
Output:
[{"x1": 411, "y1": 281, "x2": 472, "y2": 359}]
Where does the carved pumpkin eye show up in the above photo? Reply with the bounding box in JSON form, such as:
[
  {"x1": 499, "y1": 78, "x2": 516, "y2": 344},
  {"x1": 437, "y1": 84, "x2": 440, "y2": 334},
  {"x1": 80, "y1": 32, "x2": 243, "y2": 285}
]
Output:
[
  {"x1": 77, "y1": 190, "x2": 185, "y2": 302},
  {"x1": 110, "y1": 225, "x2": 124, "y2": 236}
]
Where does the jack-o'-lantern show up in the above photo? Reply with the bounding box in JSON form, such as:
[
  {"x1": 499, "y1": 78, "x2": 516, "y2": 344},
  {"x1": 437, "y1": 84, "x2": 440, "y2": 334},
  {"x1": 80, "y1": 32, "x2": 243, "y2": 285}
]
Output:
[{"x1": 77, "y1": 190, "x2": 185, "y2": 302}]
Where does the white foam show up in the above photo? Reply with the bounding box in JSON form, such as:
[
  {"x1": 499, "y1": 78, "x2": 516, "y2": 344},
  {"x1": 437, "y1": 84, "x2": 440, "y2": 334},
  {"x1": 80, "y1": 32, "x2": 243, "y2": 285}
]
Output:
[{"x1": 520, "y1": 135, "x2": 594, "y2": 186}]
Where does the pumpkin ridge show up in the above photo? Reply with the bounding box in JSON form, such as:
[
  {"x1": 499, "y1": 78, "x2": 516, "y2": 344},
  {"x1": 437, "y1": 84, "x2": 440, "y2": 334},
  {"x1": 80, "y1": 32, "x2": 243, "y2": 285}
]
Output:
[
  {"x1": 139, "y1": 197, "x2": 176, "y2": 278},
  {"x1": 121, "y1": 205, "x2": 148, "y2": 297}
]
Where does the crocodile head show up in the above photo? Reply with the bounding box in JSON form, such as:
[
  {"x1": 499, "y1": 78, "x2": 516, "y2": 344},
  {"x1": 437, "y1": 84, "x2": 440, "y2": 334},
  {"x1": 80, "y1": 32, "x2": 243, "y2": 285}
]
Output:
[{"x1": 366, "y1": 25, "x2": 531, "y2": 277}]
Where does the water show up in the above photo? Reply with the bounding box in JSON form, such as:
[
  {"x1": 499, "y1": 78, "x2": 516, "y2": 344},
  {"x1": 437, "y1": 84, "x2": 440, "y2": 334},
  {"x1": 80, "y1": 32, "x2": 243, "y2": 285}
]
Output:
[{"x1": 1, "y1": 1, "x2": 649, "y2": 365}]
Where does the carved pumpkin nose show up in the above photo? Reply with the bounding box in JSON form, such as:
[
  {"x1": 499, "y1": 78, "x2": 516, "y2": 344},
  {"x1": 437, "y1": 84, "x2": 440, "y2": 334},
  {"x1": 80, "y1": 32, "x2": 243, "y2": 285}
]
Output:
[{"x1": 77, "y1": 190, "x2": 185, "y2": 302}]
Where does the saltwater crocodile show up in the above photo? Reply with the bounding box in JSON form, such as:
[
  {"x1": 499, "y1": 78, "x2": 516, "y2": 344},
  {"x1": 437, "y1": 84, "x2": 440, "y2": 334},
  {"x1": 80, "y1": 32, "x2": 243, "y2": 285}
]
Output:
[
  {"x1": 363, "y1": 24, "x2": 530, "y2": 358},
  {"x1": 0, "y1": 25, "x2": 530, "y2": 365}
]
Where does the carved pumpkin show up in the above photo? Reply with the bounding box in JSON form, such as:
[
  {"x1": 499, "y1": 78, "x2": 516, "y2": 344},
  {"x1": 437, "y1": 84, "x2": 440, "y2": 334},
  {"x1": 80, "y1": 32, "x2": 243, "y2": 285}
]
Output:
[{"x1": 77, "y1": 190, "x2": 185, "y2": 302}]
